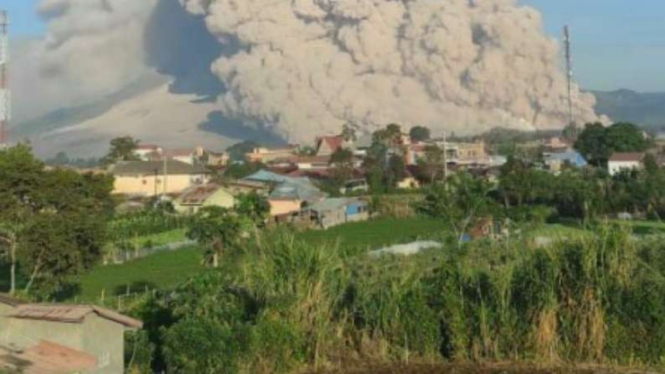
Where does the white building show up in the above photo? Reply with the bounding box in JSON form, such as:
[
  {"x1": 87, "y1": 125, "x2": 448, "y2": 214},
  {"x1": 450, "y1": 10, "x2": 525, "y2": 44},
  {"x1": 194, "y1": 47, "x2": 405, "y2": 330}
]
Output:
[{"x1": 608, "y1": 152, "x2": 644, "y2": 176}]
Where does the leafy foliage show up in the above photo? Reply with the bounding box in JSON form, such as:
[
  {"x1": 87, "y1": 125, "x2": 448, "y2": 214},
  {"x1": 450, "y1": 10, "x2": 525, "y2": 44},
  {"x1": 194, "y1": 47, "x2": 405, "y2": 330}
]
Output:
[
  {"x1": 409, "y1": 125, "x2": 431, "y2": 142},
  {"x1": 102, "y1": 136, "x2": 140, "y2": 166},
  {"x1": 575, "y1": 122, "x2": 650, "y2": 165}
]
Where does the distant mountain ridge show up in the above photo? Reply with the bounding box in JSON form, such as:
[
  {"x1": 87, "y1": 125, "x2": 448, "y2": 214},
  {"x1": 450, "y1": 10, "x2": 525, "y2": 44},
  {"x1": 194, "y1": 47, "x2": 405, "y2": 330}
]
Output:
[{"x1": 591, "y1": 89, "x2": 665, "y2": 129}]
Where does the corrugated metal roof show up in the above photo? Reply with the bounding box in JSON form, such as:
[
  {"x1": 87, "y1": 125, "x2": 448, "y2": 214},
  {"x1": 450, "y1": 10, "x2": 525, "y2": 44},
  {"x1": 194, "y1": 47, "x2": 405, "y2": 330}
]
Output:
[
  {"x1": 111, "y1": 160, "x2": 206, "y2": 176},
  {"x1": 0, "y1": 340, "x2": 97, "y2": 374},
  {"x1": 7, "y1": 304, "x2": 142, "y2": 329},
  {"x1": 309, "y1": 198, "x2": 365, "y2": 213}
]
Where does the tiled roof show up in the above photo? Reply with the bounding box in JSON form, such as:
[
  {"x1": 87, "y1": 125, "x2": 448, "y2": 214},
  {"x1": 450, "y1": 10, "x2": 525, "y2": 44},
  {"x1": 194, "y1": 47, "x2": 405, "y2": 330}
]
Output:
[
  {"x1": 0, "y1": 340, "x2": 97, "y2": 374},
  {"x1": 7, "y1": 304, "x2": 142, "y2": 329},
  {"x1": 112, "y1": 160, "x2": 206, "y2": 176},
  {"x1": 321, "y1": 136, "x2": 344, "y2": 153},
  {"x1": 609, "y1": 152, "x2": 644, "y2": 162},
  {"x1": 135, "y1": 144, "x2": 160, "y2": 151},
  {"x1": 178, "y1": 184, "x2": 225, "y2": 205}
]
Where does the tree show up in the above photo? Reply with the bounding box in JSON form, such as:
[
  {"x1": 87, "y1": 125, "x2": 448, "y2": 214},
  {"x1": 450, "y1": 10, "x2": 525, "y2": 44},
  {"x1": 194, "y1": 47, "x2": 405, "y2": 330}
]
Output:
[
  {"x1": 102, "y1": 136, "x2": 140, "y2": 166},
  {"x1": 418, "y1": 173, "x2": 495, "y2": 247},
  {"x1": 235, "y1": 192, "x2": 270, "y2": 228},
  {"x1": 0, "y1": 146, "x2": 112, "y2": 296},
  {"x1": 416, "y1": 145, "x2": 444, "y2": 184},
  {"x1": 224, "y1": 162, "x2": 264, "y2": 180},
  {"x1": 187, "y1": 207, "x2": 243, "y2": 268},
  {"x1": 498, "y1": 157, "x2": 553, "y2": 207},
  {"x1": 226, "y1": 140, "x2": 259, "y2": 162},
  {"x1": 329, "y1": 148, "x2": 355, "y2": 190},
  {"x1": 605, "y1": 122, "x2": 651, "y2": 153},
  {"x1": 409, "y1": 126, "x2": 431, "y2": 142},
  {"x1": 385, "y1": 154, "x2": 407, "y2": 189},
  {"x1": 341, "y1": 122, "x2": 359, "y2": 143},
  {"x1": 575, "y1": 122, "x2": 650, "y2": 166}
]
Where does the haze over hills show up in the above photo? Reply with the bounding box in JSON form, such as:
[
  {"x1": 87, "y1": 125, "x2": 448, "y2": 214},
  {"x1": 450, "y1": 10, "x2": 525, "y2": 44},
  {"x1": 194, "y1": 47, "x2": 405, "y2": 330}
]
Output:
[
  {"x1": 590, "y1": 89, "x2": 665, "y2": 130},
  {"x1": 12, "y1": 85, "x2": 665, "y2": 158}
]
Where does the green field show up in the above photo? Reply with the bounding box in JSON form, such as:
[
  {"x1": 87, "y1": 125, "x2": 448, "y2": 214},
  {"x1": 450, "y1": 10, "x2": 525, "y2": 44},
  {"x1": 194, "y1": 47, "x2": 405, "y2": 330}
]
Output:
[
  {"x1": 76, "y1": 247, "x2": 203, "y2": 301},
  {"x1": 60, "y1": 218, "x2": 665, "y2": 302},
  {"x1": 74, "y1": 217, "x2": 445, "y2": 301},
  {"x1": 298, "y1": 217, "x2": 444, "y2": 249}
]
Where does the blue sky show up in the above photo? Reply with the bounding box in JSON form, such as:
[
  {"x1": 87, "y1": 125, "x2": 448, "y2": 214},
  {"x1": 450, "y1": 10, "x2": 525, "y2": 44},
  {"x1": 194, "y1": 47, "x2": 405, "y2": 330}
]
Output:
[{"x1": 2, "y1": 0, "x2": 664, "y2": 92}]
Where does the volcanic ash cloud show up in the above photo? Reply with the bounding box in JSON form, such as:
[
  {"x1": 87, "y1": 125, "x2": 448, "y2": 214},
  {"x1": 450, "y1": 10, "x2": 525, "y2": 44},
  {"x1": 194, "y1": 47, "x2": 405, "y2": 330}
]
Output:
[{"x1": 182, "y1": 0, "x2": 605, "y2": 141}]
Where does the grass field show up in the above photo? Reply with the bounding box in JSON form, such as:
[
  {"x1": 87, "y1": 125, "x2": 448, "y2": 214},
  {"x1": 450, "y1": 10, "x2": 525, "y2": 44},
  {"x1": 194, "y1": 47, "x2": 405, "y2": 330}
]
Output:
[
  {"x1": 298, "y1": 217, "x2": 444, "y2": 249},
  {"x1": 75, "y1": 247, "x2": 203, "y2": 301},
  {"x1": 73, "y1": 217, "x2": 445, "y2": 301}
]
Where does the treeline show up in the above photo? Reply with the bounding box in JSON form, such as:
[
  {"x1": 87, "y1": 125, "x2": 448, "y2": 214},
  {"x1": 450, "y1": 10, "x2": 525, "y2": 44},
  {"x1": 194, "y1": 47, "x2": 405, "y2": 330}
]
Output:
[
  {"x1": 496, "y1": 155, "x2": 665, "y2": 220},
  {"x1": 0, "y1": 145, "x2": 114, "y2": 298},
  {"x1": 122, "y1": 227, "x2": 665, "y2": 373}
]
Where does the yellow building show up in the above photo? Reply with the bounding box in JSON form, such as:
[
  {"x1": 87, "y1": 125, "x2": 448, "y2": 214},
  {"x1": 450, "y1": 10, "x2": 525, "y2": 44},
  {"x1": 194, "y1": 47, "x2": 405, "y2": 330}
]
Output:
[
  {"x1": 111, "y1": 160, "x2": 209, "y2": 197},
  {"x1": 174, "y1": 184, "x2": 236, "y2": 215}
]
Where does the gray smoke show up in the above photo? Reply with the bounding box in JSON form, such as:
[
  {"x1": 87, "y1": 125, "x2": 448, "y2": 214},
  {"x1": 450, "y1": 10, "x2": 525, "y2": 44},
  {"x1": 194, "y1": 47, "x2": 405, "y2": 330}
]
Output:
[
  {"x1": 182, "y1": 0, "x2": 606, "y2": 141},
  {"x1": 12, "y1": 0, "x2": 157, "y2": 123},
  {"x1": 13, "y1": 0, "x2": 606, "y2": 143}
]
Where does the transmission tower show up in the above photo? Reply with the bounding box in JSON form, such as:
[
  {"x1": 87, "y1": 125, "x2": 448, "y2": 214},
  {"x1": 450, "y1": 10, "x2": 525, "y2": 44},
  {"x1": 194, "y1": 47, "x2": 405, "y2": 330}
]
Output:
[
  {"x1": 564, "y1": 25, "x2": 574, "y2": 130},
  {"x1": 0, "y1": 10, "x2": 9, "y2": 145}
]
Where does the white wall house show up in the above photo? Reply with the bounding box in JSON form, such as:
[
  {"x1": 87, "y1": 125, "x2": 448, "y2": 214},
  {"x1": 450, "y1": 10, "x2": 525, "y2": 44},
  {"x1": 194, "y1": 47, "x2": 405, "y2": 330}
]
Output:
[{"x1": 608, "y1": 152, "x2": 644, "y2": 176}]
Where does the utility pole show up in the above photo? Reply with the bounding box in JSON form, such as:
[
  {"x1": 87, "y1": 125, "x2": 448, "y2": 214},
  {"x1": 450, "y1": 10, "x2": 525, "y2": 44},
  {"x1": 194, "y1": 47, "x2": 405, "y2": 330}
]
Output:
[
  {"x1": 564, "y1": 26, "x2": 574, "y2": 131},
  {"x1": 0, "y1": 11, "x2": 10, "y2": 145},
  {"x1": 162, "y1": 155, "x2": 168, "y2": 197},
  {"x1": 442, "y1": 131, "x2": 448, "y2": 180}
]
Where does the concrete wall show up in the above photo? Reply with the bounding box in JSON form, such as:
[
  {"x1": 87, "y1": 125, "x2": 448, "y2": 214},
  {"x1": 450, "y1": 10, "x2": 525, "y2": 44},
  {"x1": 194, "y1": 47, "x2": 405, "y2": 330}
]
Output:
[
  {"x1": 1, "y1": 314, "x2": 127, "y2": 374},
  {"x1": 82, "y1": 314, "x2": 125, "y2": 374},
  {"x1": 319, "y1": 208, "x2": 346, "y2": 229},
  {"x1": 270, "y1": 199, "x2": 302, "y2": 216},
  {"x1": 114, "y1": 174, "x2": 206, "y2": 196},
  {"x1": 2, "y1": 318, "x2": 84, "y2": 351},
  {"x1": 608, "y1": 161, "x2": 641, "y2": 176}
]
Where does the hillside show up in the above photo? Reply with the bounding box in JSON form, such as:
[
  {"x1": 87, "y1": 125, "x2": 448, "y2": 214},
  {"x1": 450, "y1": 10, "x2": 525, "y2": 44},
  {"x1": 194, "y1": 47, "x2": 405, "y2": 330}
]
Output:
[{"x1": 592, "y1": 89, "x2": 665, "y2": 129}]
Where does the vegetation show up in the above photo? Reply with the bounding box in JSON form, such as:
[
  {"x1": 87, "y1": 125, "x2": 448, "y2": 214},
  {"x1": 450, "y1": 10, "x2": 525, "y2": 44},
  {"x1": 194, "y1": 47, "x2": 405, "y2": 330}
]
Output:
[
  {"x1": 102, "y1": 136, "x2": 141, "y2": 166},
  {"x1": 409, "y1": 126, "x2": 431, "y2": 142},
  {"x1": 72, "y1": 217, "x2": 444, "y2": 302},
  {"x1": 120, "y1": 224, "x2": 665, "y2": 373},
  {"x1": 574, "y1": 122, "x2": 651, "y2": 166},
  {"x1": 0, "y1": 145, "x2": 114, "y2": 297}
]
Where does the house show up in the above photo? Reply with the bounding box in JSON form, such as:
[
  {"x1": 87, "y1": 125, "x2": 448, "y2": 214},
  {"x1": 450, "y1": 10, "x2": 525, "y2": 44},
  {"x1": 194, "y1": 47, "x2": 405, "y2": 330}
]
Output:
[
  {"x1": 608, "y1": 152, "x2": 645, "y2": 176},
  {"x1": 111, "y1": 160, "x2": 209, "y2": 197},
  {"x1": 0, "y1": 296, "x2": 142, "y2": 374},
  {"x1": 224, "y1": 180, "x2": 270, "y2": 196},
  {"x1": 174, "y1": 183, "x2": 236, "y2": 214},
  {"x1": 244, "y1": 170, "x2": 326, "y2": 216},
  {"x1": 268, "y1": 181, "x2": 326, "y2": 216},
  {"x1": 245, "y1": 146, "x2": 298, "y2": 163},
  {"x1": 315, "y1": 135, "x2": 345, "y2": 156},
  {"x1": 308, "y1": 198, "x2": 370, "y2": 229},
  {"x1": 543, "y1": 150, "x2": 587, "y2": 173},
  {"x1": 204, "y1": 151, "x2": 230, "y2": 168},
  {"x1": 132, "y1": 144, "x2": 162, "y2": 161}
]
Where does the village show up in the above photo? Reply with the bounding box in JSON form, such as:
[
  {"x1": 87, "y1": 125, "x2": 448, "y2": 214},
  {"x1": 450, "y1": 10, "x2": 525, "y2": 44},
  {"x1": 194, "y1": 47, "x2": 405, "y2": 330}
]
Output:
[{"x1": 104, "y1": 126, "x2": 625, "y2": 231}]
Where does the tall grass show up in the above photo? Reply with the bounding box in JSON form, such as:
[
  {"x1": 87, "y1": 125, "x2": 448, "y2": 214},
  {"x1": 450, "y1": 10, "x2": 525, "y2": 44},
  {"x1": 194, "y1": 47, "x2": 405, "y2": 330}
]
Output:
[{"x1": 126, "y1": 225, "x2": 665, "y2": 373}]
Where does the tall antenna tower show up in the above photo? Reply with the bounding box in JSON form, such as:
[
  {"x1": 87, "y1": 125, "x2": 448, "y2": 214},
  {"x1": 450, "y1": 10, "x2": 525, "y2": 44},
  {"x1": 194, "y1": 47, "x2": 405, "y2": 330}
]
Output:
[
  {"x1": 0, "y1": 10, "x2": 9, "y2": 145},
  {"x1": 564, "y1": 25, "x2": 574, "y2": 129}
]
